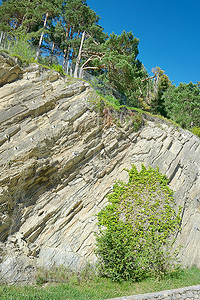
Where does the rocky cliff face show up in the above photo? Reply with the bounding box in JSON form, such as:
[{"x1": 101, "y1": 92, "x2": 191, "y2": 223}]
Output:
[
  {"x1": 0, "y1": 51, "x2": 23, "y2": 86},
  {"x1": 0, "y1": 54, "x2": 200, "y2": 283}
]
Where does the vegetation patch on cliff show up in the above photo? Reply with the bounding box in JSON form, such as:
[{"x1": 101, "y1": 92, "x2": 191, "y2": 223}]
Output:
[{"x1": 95, "y1": 164, "x2": 182, "y2": 281}]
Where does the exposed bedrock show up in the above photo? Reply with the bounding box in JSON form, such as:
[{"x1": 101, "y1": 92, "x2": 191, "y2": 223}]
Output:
[
  {"x1": 0, "y1": 59, "x2": 199, "y2": 283},
  {"x1": 0, "y1": 52, "x2": 23, "y2": 86}
]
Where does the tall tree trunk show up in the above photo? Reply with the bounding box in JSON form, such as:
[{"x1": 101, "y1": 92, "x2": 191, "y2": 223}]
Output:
[
  {"x1": 63, "y1": 47, "x2": 70, "y2": 73},
  {"x1": 35, "y1": 12, "x2": 49, "y2": 60},
  {"x1": 79, "y1": 67, "x2": 83, "y2": 78},
  {"x1": 2, "y1": 32, "x2": 7, "y2": 48},
  {"x1": 0, "y1": 32, "x2": 4, "y2": 46},
  {"x1": 70, "y1": 65, "x2": 73, "y2": 76},
  {"x1": 65, "y1": 60, "x2": 70, "y2": 75},
  {"x1": 63, "y1": 49, "x2": 67, "y2": 66},
  {"x1": 49, "y1": 41, "x2": 55, "y2": 65},
  {"x1": 74, "y1": 30, "x2": 85, "y2": 78},
  {"x1": 62, "y1": 26, "x2": 70, "y2": 66}
]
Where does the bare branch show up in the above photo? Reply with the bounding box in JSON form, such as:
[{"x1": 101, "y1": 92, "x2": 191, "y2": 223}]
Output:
[
  {"x1": 82, "y1": 50, "x2": 105, "y2": 57},
  {"x1": 85, "y1": 31, "x2": 99, "y2": 45},
  {"x1": 81, "y1": 54, "x2": 104, "y2": 69},
  {"x1": 141, "y1": 74, "x2": 156, "y2": 82},
  {"x1": 83, "y1": 66, "x2": 101, "y2": 70}
]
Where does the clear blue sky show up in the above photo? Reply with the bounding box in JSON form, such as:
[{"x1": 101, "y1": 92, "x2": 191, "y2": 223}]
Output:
[
  {"x1": 87, "y1": 0, "x2": 200, "y2": 86},
  {"x1": 0, "y1": 0, "x2": 199, "y2": 86}
]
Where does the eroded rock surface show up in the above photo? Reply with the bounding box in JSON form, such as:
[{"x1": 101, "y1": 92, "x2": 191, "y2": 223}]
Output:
[
  {"x1": 0, "y1": 52, "x2": 23, "y2": 86},
  {"x1": 0, "y1": 60, "x2": 200, "y2": 283}
]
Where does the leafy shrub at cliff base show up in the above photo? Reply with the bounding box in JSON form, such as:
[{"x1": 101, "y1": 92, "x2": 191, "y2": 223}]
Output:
[{"x1": 95, "y1": 164, "x2": 182, "y2": 282}]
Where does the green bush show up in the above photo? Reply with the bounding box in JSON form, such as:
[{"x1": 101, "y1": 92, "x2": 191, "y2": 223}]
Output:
[
  {"x1": 129, "y1": 110, "x2": 142, "y2": 131},
  {"x1": 192, "y1": 127, "x2": 200, "y2": 138},
  {"x1": 50, "y1": 63, "x2": 65, "y2": 76},
  {"x1": 95, "y1": 164, "x2": 182, "y2": 281},
  {"x1": 105, "y1": 95, "x2": 121, "y2": 107},
  {"x1": 8, "y1": 37, "x2": 36, "y2": 61}
]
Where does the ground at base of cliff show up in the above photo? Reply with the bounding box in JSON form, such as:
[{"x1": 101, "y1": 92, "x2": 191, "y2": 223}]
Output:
[{"x1": 0, "y1": 267, "x2": 200, "y2": 300}]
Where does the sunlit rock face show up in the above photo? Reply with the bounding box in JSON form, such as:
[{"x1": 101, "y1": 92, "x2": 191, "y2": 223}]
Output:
[
  {"x1": 0, "y1": 52, "x2": 23, "y2": 86},
  {"x1": 0, "y1": 56, "x2": 200, "y2": 283}
]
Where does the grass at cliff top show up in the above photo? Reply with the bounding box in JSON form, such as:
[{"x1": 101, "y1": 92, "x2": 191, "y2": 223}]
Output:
[{"x1": 0, "y1": 267, "x2": 200, "y2": 300}]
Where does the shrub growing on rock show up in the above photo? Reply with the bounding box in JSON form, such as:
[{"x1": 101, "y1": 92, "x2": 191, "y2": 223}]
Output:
[{"x1": 95, "y1": 164, "x2": 182, "y2": 281}]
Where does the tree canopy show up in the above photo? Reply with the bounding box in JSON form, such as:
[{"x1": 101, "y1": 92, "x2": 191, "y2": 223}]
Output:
[
  {"x1": 0, "y1": 0, "x2": 150, "y2": 107},
  {"x1": 0, "y1": 0, "x2": 199, "y2": 123},
  {"x1": 162, "y1": 82, "x2": 200, "y2": 129}
]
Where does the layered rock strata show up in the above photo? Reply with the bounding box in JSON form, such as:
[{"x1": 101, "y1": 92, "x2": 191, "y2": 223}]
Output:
[
  {"x1": 0, "y1": 59, "x2": 200, "y2": 283},
  {"x1": 0, "y1": 52, "x2": 23, "y2": 86}
]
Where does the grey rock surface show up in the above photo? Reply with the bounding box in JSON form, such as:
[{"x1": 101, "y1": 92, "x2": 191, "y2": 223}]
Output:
[
  {"x1": 0, "y1": 52, "x2": 23, "y2": 86},
  {"x1": 0, "y1": 58, "x2": 200, "y2": 283},
  {"x1": 107, "y1": 285, "x2": 200, "y2": 299}
]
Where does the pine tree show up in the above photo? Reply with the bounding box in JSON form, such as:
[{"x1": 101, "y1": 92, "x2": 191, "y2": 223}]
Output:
[
  {"x1": 150, "y1": 67, "x2": 172, "y2": 116},
  {"x1": 0, "y1": 0, "x2": 151, "y2": 108},
  {"x1": 80, "y1": 30, "x2": 147, "y2": 106},
  {"x1": 34, "y1": 0, "x2": 63, "y2": 60},
  {"x1": 60, "y1": 0, "x2": 100, "y2": 74},
  {"x1": 0, "y1": 0, "x2": 63, "y2": 58},
  {"x1": 162, "y1": 82, "x2": 200, "y2": 129}
]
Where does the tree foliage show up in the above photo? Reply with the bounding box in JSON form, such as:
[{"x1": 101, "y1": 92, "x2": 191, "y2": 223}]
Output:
[
  {"x1": 162, "y1": 82, "x2": 200, "y2": 129},
  {"x1": 0, "y1": 0, "x2": 149, "y2": 107},
  {"x1": 81, "y1": 30, "x2": 148, "y2": 105},
  {"x1": 150, "y1": 67, "x2": 172, "y2": 116},
  {"x1": 1, "y1": 0, "x2": 198, "y2": 124},
  {"x1": 95, "y1": 165, "x2": 181, "y2": 281}
]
